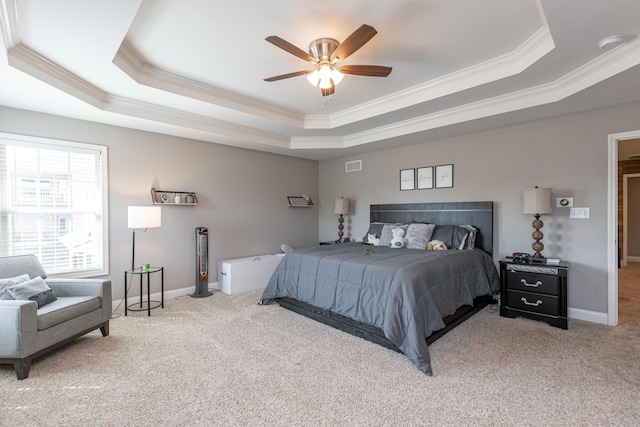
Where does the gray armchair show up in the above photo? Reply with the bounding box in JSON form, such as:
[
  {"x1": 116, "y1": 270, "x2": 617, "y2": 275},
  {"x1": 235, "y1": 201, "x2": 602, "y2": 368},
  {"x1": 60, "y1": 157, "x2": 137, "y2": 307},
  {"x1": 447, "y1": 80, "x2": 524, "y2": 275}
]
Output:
[{"x1": 0, "y1": 255, "x2": 111, "y2": 380}]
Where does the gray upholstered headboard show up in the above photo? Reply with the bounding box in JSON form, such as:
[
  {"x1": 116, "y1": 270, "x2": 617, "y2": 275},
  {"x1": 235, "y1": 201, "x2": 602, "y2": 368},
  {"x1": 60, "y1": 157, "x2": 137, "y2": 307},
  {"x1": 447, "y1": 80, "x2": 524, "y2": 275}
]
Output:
[{"x1": 369, "y1": 201, "x2": 494, "y2": 255}]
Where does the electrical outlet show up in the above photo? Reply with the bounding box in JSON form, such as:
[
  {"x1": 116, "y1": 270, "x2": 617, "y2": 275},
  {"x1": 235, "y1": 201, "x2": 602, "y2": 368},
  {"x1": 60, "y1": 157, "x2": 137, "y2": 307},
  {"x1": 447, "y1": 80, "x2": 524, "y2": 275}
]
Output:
[{"x1": 569, "y1": 207, "x2": 590, "y2": 219}]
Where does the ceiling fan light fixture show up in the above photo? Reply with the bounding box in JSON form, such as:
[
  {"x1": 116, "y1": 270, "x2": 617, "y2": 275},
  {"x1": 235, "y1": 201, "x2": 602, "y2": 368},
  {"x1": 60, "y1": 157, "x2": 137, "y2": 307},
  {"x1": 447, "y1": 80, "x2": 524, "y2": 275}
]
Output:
[
  {"x1": 306, "y1": 69, "x2": 320, "y2": 86},
  {"x1": 319, "y1": 78, "x2": 333, "y2": 89},
  {"x1": 318, "y1": 64, "x2": 332, "y2": 80},
  {"x1": 331, "y1": 68, "x2": 344, "y2": 85}
]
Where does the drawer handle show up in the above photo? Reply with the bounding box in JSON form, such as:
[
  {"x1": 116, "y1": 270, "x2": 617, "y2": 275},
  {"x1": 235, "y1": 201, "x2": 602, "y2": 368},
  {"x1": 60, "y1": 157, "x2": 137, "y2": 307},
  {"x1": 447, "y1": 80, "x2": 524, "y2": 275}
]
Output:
[
  {"x1": 520, "y1": 279, "x2": 542, "y2": 288},
  {"x1": 521, "y1": 297, "x2": 543, "y2": 307}
]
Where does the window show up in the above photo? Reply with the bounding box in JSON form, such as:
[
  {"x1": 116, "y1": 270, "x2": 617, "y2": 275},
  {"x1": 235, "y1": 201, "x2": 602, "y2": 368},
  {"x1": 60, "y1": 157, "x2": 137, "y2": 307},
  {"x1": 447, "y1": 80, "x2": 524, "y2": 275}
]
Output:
[{"x1": 0, "y1": 133, "x2": 108, "y2": 277}]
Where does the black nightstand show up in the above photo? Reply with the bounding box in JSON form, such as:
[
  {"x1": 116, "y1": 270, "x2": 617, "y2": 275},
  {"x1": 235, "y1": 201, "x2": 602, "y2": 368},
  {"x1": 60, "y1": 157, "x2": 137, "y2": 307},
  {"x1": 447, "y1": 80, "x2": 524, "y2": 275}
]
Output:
[{"x1": 499, "y1": 259, "x2": 569, "y2": 329}]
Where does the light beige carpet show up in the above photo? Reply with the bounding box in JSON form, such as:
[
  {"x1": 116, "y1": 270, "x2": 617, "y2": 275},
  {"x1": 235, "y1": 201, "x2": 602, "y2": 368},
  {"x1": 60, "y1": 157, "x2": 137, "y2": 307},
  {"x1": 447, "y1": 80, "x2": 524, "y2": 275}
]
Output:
[{"x1": 1, "y1": 283, "x2": 639, "y2": 426}]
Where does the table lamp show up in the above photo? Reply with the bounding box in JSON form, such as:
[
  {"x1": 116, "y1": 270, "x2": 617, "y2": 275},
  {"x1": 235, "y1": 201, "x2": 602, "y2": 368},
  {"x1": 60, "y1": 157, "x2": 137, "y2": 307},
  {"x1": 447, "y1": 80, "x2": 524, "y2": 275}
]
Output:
[
  {"x1": 522, "y1": 187, "x2": 552, "y2": 259},
  {"x1": 128, "y1": 206, "x2": 162, "y2": 270},
  {"x1": 334, "y1": 197, "x2": 350, "y2": 243}
]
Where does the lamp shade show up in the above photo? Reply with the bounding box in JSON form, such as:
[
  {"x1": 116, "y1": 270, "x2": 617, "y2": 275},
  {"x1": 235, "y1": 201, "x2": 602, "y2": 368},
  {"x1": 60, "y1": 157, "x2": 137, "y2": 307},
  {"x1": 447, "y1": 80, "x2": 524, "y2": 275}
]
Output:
[
  {"x1": 334, "y1": 198, "x2": 350, "y2": 215},
  {"x1": 128, "y1": 206, "x2": 162, "y2": 229},
  {"x1": 522, "y1": 188, "x2": 552, "y2": 214}
]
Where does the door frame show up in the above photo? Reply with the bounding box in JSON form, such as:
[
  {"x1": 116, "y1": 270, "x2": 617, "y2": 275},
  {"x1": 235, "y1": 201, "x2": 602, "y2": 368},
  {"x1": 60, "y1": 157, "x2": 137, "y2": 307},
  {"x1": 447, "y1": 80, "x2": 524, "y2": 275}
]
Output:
[
  {"x1": 608, "y1": 130, "x2": 640, "y2": 326},
  {"x1": 622, "y1": 173, "x2": 640, "y2": 266}
]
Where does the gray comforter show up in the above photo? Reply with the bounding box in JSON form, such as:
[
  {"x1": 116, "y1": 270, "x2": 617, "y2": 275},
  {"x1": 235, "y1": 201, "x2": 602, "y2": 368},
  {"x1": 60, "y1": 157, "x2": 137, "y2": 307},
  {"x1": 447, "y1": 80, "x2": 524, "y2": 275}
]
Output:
[{"x1": 259, "y1": 243, "x2": 500, "y2": 375}]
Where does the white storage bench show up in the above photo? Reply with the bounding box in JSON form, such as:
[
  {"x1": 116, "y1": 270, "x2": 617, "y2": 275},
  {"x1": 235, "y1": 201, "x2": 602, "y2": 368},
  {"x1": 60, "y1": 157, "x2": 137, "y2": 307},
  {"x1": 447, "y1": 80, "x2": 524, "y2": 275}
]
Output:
[{"x1": 218, "y1": 254, "x2": 283, "y2": 295}]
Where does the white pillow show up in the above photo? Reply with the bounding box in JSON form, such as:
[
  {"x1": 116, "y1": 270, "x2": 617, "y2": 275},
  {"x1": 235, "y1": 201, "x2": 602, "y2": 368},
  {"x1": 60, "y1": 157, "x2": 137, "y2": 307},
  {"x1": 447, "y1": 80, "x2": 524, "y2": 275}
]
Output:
[{"x1": 0, "y1": 273, "x2": 30, "y2": 300}]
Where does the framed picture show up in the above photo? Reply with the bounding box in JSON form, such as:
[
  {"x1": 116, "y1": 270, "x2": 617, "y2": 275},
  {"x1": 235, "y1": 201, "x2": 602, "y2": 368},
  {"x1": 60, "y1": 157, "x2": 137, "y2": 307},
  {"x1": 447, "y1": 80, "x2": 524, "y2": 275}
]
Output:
[
  {"x1": 417, "y1": 167, "x2": 433, "y2": 189},
  {"x1": 435, "y1": 164, "x2": 454, "y2": 188},
  {"x1": 400, "y1": 168, "x2": 415, "y2": 191}
]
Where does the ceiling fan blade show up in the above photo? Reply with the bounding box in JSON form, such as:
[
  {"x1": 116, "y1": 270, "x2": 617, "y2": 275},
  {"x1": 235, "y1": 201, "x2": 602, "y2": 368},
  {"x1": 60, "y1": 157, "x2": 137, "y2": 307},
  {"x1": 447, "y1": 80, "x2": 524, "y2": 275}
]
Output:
[
  {"x1": 330, "y1": 24, "x2": 378, "y2": 61},
  {"x1": 264, "y1": 70, "x2": 312, "y2": 82},
  {"x1": 265, "y1": 36, "x2": 316, "y2": 63},
  {"x1": 338, "y1": 65, "x2": 392, "y2": 77}
]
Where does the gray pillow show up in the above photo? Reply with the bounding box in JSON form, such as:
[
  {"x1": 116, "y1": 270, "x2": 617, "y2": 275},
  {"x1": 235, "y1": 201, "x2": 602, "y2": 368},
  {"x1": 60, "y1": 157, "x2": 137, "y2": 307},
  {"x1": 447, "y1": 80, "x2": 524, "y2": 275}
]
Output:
[
  {"x1": 0, "y1": 273, "x2": 30, "y2": 300},
  {"x1": 431, "y1": 225, "x2": 472, "y2": 250},
  {"x1": 406, "y1": 223, "x2": 436, "y2": 250},
  {"x1": 8, "y1": 276, "x2": 57, "y2": 308}
]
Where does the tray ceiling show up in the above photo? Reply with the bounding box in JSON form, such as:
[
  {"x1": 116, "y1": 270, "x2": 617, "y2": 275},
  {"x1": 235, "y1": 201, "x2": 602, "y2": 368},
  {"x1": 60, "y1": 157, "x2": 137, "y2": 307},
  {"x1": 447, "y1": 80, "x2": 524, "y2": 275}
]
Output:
[{"x1": 1, "y1": 0, "x2": 640, "y2": 160}]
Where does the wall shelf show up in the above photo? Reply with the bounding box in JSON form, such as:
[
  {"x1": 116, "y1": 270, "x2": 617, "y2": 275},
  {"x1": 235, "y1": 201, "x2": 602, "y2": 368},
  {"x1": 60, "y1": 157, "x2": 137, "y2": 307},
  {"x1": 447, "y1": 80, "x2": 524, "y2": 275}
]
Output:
[
  {"x1": 287, "y1": 195, "x2": 313, "y2": 207},
  {"x1": 151, "y1": 188, "x2": 198, "y2": 205}
]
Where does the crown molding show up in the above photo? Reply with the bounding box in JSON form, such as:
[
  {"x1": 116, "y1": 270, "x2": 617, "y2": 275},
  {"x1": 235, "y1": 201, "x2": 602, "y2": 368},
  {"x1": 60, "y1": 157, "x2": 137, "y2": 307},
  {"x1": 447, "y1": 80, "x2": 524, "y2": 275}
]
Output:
[
  {"x1": 7, "y1": 44, "x2": 108, "y2": 108},
  {"x1": 113, "y1": 41, "x2": 305, "y2": 128},
  {"x1": 323, "y1": 26, "x2": 555, "y2": 129},
  {"x1": 292, "y1": 35, "x2": 640, "y2": 150},
  {"x1": 104, "y1": 95, "x2": 291, "y2": 148},
  {"x1": 0, "y1": 0, "x2": 19, "y2": 49}
]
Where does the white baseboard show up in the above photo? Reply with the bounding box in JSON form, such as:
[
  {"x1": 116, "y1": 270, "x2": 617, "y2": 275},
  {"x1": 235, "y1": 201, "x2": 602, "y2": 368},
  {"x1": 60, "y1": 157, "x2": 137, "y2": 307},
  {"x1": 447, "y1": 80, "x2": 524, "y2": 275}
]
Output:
[
  {"x1": 627, "y1": 256, "x2": 640, "y2": 263},
  {"x1": 111, "y1": 284, "x2": 608, "y2": 326},
  {"x1": 569, "y1": 307, "x2": 608, "y2": 325},
  {"x1": 112, "y1": 281, "x2": 218, "y2": 311}
]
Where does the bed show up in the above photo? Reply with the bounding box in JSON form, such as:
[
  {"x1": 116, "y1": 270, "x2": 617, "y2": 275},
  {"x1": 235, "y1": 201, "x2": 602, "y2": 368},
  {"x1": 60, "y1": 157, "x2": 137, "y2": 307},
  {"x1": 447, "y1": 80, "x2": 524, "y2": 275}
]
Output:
[{"x1": 259, "y1": 201, "x2": 500, "y2": 375}]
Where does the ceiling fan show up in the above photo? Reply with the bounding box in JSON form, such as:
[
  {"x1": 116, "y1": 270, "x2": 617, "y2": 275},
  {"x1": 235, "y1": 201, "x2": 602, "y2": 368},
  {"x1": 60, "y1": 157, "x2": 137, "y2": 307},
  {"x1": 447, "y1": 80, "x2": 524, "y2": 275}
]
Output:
[{"x1": 263, "y1": 24, "x2": 392, "y2": 97}]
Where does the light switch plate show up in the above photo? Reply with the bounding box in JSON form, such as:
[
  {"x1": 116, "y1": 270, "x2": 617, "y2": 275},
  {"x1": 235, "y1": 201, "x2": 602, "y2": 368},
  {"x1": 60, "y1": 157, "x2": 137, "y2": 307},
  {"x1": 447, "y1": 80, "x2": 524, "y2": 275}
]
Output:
[
  {"x1": 556, "y1": 197, "x2": 573, "y2": 207},
  {"x1": 570, "y1": 207, "x2": 590, "y2": 219}
]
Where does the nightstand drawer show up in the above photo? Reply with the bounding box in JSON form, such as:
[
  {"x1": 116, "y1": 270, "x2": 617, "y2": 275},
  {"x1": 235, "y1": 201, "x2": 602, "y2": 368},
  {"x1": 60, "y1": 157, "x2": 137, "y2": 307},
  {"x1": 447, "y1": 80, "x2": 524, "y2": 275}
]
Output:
[
  {"x1": 505, "y1": 270, "x2": 559, "y2": 296},
  {"x1": 506, "y1": 290, "x2": 559, "y2": 316}
]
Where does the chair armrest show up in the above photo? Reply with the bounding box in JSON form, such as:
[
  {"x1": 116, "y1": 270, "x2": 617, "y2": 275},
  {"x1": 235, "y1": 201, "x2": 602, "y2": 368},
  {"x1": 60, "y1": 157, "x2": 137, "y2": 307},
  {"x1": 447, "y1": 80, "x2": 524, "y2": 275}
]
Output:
[
  {"x1": 46, "y1": 279, "x2": 112, "y2": 322},
  {"x1": 45, "y1": 278, "x2": 110, "y2": 298},
  {"x1": 0, "y1": 300, "x2": 38, "y2": 358}
]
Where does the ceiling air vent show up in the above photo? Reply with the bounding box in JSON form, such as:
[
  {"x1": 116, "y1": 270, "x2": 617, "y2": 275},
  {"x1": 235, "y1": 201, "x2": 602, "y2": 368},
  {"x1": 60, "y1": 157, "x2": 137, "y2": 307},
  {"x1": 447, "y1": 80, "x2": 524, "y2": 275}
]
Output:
[{"x1": 345, "y1": 160, "x2": 362, "y2": 173}]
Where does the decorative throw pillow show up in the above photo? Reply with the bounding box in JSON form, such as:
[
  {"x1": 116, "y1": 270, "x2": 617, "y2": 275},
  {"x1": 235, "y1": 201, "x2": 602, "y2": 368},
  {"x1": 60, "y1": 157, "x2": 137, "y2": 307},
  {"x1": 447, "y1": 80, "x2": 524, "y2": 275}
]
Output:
[
  {"x1": 0, "y1": 274, "x2": 30, "y2": 300},
  {"x1": 406, "y1": 223, "x2": 436, "y2": 250},
  {"x1": 8, "y1": 276, "x2": 58, "y2": 308},
  {"x1": 458, "y1": 225, "x2": 478, "y2": 249}
]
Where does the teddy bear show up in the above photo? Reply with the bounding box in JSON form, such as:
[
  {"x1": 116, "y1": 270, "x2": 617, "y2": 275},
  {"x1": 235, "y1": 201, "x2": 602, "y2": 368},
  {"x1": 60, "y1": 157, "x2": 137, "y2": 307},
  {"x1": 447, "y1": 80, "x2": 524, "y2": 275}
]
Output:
[
  {"x1": 389, "y1": 227, "x2": 406, "y2": 248},
  {"x1": 367, "y1": 233, "x2": 381, "y2": 246}
]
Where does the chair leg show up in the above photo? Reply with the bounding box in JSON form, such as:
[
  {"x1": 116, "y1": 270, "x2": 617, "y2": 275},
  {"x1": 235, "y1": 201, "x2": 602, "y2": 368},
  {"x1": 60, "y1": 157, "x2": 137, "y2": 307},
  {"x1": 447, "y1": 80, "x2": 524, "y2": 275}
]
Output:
[
  {"x1": 14, "y1": 358, "x2": 31, "y2": 380},
  {"x1": 100, "y1": 321, "x2": 109, "y2": 337}
]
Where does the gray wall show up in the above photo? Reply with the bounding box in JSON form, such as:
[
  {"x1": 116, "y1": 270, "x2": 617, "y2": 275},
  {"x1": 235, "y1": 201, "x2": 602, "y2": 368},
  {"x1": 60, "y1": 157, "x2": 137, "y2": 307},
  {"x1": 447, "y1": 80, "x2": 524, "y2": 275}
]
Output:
[
  {"x1": 319, "y1": 100, "x2": 640, "y2": 316},
  {"x1": 0, "y1": 107, "x2": 319, "y2": 300}
]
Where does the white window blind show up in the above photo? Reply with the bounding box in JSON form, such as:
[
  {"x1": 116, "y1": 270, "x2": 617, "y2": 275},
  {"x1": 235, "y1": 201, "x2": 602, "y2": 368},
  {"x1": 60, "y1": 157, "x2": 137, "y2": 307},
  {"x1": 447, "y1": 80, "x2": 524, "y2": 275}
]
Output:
[{"x1": 0, "y1": 133, "x2": 108, "y2": 277}]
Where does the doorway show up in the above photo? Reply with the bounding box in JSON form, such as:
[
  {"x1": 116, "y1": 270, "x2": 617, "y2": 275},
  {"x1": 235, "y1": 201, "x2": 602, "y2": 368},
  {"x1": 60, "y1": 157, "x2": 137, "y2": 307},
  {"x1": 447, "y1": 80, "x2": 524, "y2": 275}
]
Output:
[{"x1": 608, "y1": 131, "x2": 640, "y2": 326}]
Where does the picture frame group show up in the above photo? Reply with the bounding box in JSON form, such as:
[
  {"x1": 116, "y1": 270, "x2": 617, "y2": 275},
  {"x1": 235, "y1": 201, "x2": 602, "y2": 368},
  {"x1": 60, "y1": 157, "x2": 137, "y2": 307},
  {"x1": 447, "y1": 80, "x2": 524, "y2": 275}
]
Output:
[{"x1": 400, "y1": 164, "x2": 453, "y2": 191}]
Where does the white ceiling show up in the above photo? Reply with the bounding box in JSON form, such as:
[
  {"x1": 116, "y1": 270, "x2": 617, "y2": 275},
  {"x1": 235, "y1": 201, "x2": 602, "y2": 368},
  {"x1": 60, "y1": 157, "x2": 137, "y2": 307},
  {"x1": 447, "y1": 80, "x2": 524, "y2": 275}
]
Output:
[{"x1": 1, "y1": 0, "x2": 640, "y2": 160}]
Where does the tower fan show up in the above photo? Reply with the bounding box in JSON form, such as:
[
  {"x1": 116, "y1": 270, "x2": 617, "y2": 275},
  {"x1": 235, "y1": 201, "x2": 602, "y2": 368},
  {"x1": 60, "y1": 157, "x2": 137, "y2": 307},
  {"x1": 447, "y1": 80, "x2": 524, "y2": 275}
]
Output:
[{"x1": 192, "y1": 227, "x2": 212, "y2": 298}]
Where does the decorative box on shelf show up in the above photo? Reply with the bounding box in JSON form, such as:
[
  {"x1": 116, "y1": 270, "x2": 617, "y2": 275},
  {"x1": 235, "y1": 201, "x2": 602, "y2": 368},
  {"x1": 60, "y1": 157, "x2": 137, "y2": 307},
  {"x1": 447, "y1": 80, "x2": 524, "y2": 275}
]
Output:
[{"x1": 151, "y1": 188, "x2": 198, "y2": 205}]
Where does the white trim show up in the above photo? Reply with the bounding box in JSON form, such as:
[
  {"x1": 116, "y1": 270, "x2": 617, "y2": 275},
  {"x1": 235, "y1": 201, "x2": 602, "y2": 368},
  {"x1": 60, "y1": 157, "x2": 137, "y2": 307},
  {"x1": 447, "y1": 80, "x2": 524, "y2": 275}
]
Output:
[
  {"x1": 111, "y1": 282, "x2": 219, "y2": 312},
  {"x1": 568, "y1": 307, "x2": 608, "y2": 325},
  {"x1": 608, "y1": 130, "x2": 640, "y2": 326},
  {"x1": 622, "y1": 173, "x2": 640, "y2": 266}
]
